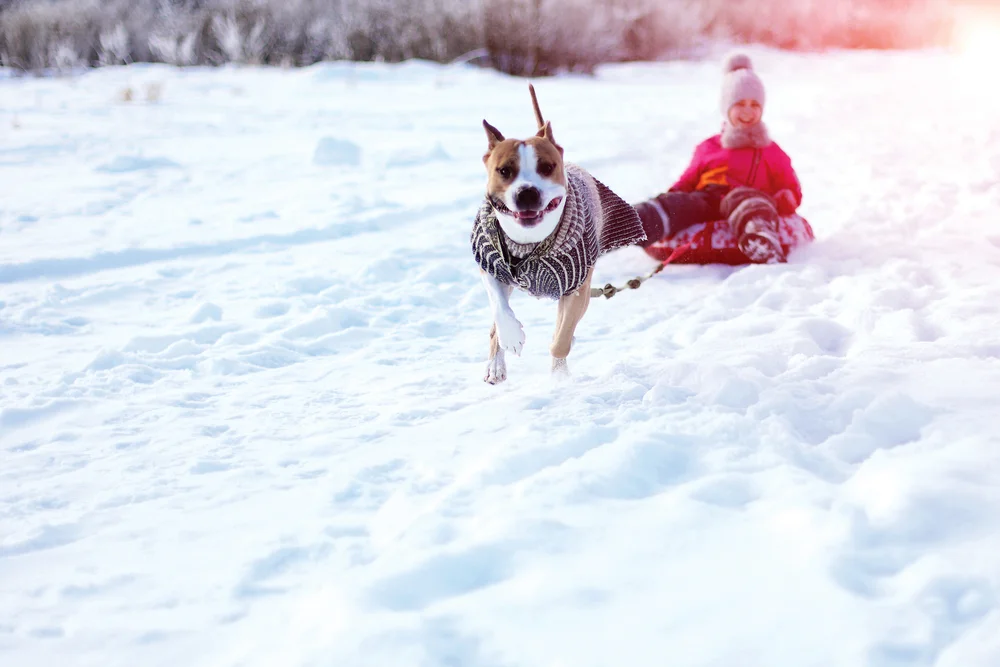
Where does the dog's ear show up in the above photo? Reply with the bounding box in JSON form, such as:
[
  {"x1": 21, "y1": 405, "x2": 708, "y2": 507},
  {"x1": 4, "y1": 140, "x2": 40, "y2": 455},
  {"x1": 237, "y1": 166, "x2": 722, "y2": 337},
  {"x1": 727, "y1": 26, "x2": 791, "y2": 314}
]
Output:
[
  {"x1": 483, "y1": 120, "x2": 505, "y2": 161},
  {"x1": 536, "y1": 121, "x2": 563, "y2": 156}
]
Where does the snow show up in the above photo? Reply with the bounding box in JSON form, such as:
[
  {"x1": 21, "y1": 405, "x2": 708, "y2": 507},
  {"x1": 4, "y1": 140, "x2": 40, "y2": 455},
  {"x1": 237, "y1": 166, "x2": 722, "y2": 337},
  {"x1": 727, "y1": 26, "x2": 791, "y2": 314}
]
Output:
[
  {"x1": 313, "y1": 138, "x2": 361, "y2": 167},
  {"x1": 2, "y1": 49, "x2": 1000, "y2": 667}
]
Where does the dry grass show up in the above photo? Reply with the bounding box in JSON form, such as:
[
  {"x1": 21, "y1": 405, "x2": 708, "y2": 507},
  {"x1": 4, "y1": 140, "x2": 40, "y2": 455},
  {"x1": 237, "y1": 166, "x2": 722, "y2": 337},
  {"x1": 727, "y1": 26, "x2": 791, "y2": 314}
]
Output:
[{"x1": 0, "y1": 0, "x2": 957, "y2": 75}]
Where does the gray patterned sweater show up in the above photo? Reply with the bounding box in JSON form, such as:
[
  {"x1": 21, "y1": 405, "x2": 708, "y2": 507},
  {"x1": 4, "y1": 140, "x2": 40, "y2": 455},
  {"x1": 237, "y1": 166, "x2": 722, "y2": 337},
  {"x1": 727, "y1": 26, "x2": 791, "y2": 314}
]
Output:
[{"x1": 471, "y1": 164, "x2": 646, "y2": 299}]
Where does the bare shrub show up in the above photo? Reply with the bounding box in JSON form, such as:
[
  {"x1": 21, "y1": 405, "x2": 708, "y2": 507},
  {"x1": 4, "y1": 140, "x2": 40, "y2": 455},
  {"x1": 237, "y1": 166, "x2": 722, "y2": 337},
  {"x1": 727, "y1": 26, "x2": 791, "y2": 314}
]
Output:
[
  {"x1": 0, "y1": 0, "x2": 956, "y2": 75},
  {"x1": 98, "y1": 22, "x2": 129, "y2": 66}
]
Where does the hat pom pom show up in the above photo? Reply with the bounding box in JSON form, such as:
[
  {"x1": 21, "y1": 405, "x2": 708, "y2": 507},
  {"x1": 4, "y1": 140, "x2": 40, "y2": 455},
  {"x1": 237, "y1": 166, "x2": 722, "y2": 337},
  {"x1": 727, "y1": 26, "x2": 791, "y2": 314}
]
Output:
[{"x1": 723, "y1": 53, "x2": 753, "y2": 73}]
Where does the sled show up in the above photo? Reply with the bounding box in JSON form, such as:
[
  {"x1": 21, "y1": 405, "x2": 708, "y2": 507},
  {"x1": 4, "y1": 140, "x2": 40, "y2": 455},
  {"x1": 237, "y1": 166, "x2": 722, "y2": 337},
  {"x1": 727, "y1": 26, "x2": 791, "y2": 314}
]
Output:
[{"x1": 643, "y1": 214, "x2": 815, "y2": 265}]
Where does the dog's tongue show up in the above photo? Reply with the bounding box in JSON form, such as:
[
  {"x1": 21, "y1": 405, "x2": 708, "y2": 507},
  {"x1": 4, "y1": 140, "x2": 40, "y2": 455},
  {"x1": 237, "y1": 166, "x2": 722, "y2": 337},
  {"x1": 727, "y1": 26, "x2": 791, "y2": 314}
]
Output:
[{"x1": 515, "y1": 210, "x2": 540, "y2": 221}]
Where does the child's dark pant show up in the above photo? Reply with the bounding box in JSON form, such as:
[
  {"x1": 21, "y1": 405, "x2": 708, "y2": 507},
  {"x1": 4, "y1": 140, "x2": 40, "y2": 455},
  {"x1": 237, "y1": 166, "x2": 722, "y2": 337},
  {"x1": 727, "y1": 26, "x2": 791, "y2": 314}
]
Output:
[{"x1": 636, "y1": 185, "x2": 778, "y2": 247}]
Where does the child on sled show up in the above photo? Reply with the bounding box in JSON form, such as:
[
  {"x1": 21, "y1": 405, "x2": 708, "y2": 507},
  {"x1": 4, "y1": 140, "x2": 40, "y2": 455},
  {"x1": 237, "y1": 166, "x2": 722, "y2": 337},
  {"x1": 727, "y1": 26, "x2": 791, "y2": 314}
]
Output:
[{"x1": 636, "y1": 53, "x2": 803, "y2": 264}]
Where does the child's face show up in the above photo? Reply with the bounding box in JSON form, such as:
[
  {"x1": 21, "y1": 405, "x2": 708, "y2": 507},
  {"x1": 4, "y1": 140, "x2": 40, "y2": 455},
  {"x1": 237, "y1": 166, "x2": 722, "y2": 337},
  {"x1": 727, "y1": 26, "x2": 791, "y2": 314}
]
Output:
[{"x1": 728, "y1": 99, "x2": 762, "y2": 128}]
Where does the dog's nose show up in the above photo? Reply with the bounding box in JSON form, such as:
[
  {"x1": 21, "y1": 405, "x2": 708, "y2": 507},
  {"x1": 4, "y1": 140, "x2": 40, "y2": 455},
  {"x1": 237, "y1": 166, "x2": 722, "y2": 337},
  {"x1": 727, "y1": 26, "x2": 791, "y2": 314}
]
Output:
[{"x1": 514, "y1": 186, "x2": 541, "y2": 210}]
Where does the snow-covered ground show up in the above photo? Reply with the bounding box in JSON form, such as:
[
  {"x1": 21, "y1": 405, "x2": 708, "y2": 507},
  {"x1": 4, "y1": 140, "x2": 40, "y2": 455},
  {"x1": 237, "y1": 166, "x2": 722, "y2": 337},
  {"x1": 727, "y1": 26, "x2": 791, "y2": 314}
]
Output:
[{"x1": 2, "y1": 47, "x2": 1000, "y2": 667}]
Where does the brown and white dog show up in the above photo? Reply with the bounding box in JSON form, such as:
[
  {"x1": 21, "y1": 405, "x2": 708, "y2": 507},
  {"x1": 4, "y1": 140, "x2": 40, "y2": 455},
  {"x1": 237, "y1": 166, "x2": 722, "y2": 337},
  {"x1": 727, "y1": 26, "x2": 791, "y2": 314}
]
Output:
[
  {"x1": 472, "y1": 85, "x2": 645, "y2": 384},
  {"x1": 482, "y1": 88, "x2": 570, "y2": 384}
]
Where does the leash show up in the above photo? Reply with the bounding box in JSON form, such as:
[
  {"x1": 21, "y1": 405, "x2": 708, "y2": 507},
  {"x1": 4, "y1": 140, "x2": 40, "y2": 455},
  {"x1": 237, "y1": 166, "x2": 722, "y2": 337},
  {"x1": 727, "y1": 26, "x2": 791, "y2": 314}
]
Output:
[{"x1": 590, "y1": 243, "x2": 693, "y2": 299}]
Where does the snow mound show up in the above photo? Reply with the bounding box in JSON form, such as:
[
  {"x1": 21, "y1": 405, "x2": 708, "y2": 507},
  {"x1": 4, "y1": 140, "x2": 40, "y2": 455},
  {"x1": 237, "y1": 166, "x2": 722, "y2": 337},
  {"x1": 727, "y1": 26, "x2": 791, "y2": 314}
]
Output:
[
  {"x1": 313, "y1": 137, "x2": 361, "y2": 166},
  {"x1": 95, "y1": 155, "x2": 181, "y2": 173}
]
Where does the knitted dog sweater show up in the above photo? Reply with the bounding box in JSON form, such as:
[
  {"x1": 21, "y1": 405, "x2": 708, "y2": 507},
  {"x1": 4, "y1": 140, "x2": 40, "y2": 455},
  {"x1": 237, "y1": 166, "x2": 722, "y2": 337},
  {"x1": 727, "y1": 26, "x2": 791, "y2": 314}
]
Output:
[{"x1": 471, "y1": 164, "x2": 645, "y2": 299}]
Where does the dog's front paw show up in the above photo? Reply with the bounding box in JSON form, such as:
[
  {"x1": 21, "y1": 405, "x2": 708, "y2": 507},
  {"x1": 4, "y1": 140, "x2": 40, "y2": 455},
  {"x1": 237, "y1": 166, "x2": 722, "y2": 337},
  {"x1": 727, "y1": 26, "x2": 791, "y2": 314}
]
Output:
[
  {"x1": 495, "y1": 310, "x2": 525, "y2": 356},
  {"x1": 484, "y1": 353, "x2": 507, "y2": 384}
]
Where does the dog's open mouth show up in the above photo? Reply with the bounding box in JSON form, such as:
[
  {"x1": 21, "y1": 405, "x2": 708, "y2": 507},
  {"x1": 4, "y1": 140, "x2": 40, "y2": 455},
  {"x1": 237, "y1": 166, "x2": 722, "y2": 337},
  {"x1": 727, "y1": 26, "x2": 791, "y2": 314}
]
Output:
[{"x1": 495, "y1": 196, "x2": 564, "y2": 227}]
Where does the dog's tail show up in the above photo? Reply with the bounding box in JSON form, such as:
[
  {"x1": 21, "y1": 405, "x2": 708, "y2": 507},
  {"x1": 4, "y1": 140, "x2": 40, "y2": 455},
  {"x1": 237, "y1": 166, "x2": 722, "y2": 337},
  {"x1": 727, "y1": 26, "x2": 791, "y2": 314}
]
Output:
[{"x1": 528, "y1": 83, "x2": 545, "y2": 131}]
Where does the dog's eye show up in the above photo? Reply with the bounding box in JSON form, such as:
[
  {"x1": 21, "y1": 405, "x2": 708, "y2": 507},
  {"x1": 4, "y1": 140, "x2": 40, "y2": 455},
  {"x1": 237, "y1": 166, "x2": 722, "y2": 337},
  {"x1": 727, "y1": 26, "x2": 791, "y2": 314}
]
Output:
[
  {"x1": 538, "y1": 162, "x2": 555, "y2": 177},
  {"x1": 498, "y1": 166, "x2": 513, "y2": 179}
]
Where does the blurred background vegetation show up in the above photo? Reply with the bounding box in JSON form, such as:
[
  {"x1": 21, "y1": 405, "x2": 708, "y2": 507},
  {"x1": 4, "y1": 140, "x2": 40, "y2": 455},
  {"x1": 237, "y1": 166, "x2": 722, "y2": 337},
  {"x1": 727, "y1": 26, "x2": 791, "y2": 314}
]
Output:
[{"x1": 0, "y1": 0, "x2": 966, "y2": 75}]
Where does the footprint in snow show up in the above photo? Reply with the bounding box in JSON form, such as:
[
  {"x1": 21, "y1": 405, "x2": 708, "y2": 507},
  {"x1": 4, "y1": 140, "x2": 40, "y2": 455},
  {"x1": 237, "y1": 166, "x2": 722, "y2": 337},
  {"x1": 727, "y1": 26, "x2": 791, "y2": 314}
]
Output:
[
  {"x1": 189, "y1": 302, "x2": 223, "y2": 324},
  {"x1": 313, "y1": 137, "x2": 361, "y2": 167},
  {"x1": 0, "y1": 523, "x2": 80, "y2": 558},
  {"x1": 95, "y1": 155, "x2": 181, "y2": 173},
  {"x1": 479, "y1": 426, "x2": 619, "y2": 487},
  {"x1": 867, "y1": 577, "x2": 996, "y2": 666},
  {"x1": 366, "y1": 543, "x2": 516, "y2": 612},
  {"x1": 823, "y1": 392, "x2": 933, "y2": 464},
  {"x1": 254, "y1": 301, "x2": 291, "y2": 318},
  {"x1": 573, "y1": 435, "x2": 699, "y2": 501},
  {"x1": 829, "y1": 495, "x2": 983, "y2": 600},
  {"x1": 233, "y1": 545, "x2": 328, "y2": 599},
  {"x1": 689, "y1": 475, "x2": 759, "y2": 509}
]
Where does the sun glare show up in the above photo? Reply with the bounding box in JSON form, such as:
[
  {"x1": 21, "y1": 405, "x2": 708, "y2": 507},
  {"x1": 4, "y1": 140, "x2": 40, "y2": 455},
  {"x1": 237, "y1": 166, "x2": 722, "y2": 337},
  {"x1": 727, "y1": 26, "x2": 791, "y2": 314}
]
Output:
[
  {"x1": 954, "y1": 7, "x2": 1000, "y2": 61},
  {"x1": 959, "y1": 22, "x2": 1000, "y2": 58}
]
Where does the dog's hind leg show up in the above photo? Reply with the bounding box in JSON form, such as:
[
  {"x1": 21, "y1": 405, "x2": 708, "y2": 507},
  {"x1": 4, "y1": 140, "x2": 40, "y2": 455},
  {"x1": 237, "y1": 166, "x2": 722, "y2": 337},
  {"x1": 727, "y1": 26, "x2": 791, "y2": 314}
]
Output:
[{"x1": 550, "y1": 265, "x2": 594, "y2": 374}]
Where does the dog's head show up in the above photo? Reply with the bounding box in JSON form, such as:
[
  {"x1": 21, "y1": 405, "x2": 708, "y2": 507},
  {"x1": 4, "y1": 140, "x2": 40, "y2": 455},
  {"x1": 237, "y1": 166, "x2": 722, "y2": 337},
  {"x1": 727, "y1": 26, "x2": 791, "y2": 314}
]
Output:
[{"x1": 482, "y1": 119, "x2": 566, "y2": 245}]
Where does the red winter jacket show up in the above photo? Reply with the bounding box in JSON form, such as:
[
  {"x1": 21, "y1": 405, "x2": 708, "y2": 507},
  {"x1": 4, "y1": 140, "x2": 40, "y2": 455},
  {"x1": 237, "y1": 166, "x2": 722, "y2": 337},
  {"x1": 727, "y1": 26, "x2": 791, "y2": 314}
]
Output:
[{"x1": 670, "y1": 134, "x2": 802, "y2": 211}]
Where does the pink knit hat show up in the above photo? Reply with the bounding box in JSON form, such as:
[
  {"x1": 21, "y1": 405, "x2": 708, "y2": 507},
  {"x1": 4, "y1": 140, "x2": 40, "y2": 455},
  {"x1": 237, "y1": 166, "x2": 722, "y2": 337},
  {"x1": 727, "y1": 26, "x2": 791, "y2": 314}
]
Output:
[{"x1": 720, "y1": 53, "x2": 766, "y2": 115}]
